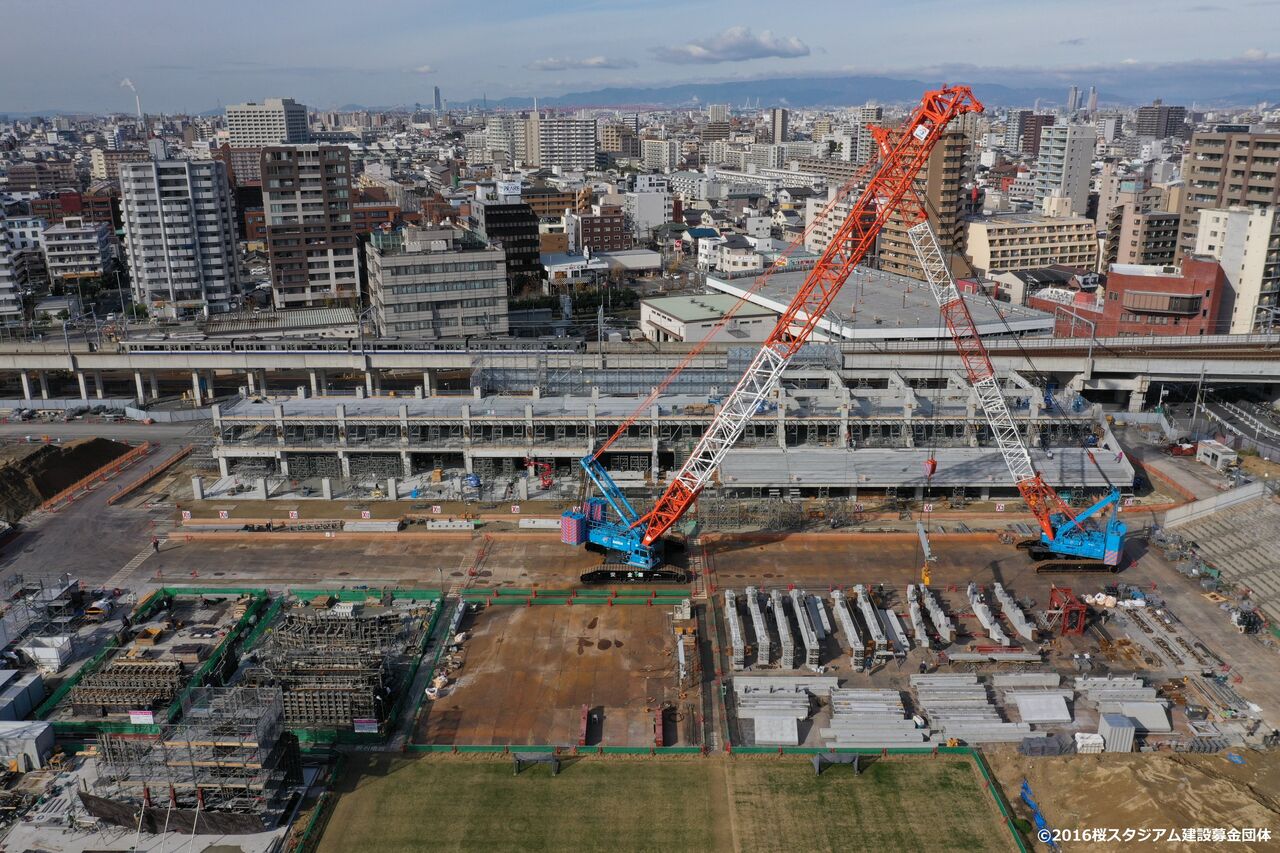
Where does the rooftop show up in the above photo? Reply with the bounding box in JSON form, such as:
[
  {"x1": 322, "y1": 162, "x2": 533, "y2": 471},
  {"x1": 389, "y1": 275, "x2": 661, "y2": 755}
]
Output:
[
  {"x1": 642, "y1": 293, "x2": 774, "y2": 323},
  {"x1": 707, "y1": 267, "x2": 1056, "y2": 341},
  {"x1": 202, "y1": 308, "x2": 357, "y2": 337}
]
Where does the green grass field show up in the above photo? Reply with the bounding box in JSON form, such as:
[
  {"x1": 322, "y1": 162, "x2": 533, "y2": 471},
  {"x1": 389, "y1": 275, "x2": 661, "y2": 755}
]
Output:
[{"x1": 316, "y1": 755, "x2": 1010, "y2": 853}]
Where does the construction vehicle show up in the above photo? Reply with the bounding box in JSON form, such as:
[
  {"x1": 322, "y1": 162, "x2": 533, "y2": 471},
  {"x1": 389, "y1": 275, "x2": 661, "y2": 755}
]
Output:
[
  {"x1": 524, "y1": 458, "x2": 555, "y2": 490},
  {"x1": 562, "y1": 85, "x2": 984, "y2": 582},
  {"x1": 903, "y1": 216, "x2": 1126, "y2": 572}
]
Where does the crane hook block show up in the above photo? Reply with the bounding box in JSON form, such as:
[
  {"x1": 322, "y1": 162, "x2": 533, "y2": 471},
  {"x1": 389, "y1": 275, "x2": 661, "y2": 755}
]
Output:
[{"x1": 923, "y1": 457, "x2": 938, "y2": 479}]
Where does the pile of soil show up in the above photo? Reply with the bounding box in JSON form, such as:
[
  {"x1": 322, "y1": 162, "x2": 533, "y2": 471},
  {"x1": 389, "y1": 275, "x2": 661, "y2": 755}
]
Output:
[
  {"x1": 986, "y1": 748, "x2": 1280, "y2": 848},
  {"x1": 0, "y1": 437, "x2": 132, "y2": 523}
]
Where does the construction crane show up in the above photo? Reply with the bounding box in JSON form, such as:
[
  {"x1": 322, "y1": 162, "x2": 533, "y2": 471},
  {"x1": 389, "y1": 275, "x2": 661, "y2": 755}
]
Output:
[
  {"x1": 903, "y1": 213, "x2": 1126, "y2": 572},
  {"x1": 563, "y1": 85, "x2": 985, "y2": 582}
]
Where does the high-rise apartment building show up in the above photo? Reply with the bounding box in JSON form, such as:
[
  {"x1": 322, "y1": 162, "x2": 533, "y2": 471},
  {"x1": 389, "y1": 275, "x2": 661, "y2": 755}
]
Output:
[
  {"x1": 769, "y1": 108, "x2": 789, "y2": 144},
  {"x1": 1004, "y1": 109, "x2": 1031, "y2": 151},
  {"x1": 879, "y1": 131, "x2": 968, "y2": 280},
  {"x1": 641, "y1": 138, "x2": 681, "y2": 172},
  {"x1": 120, "y1": 159, "x2": 243, "y2": 318},
  {"x1": 1177, "y1": 131, "x2": 1280, "y2": 260},
  {"x1": 226, "y1": 99, "x2": 310, "y2": 148},
  {"x1": 1194, "y1": 206, "x2": 1280, "y2": 332},
  {"x1": 367, "y1": 226, "x2": 507, "y2": 338},
  {"x1": 1066, "y1": 86, "x2": 1080, "y2": 113},
  {"x1": 601, "y1": 123, "x2": 641, "y2": 158},
  {"x1": 1135, "y1": 100, "x2": 1187, "y2": 139},
  {"x1": 522, "y1": 115, "x2": 597, "y2": 170},
  {"x1": 0, "y1": 225, "x2": 26, "y2": 323},
  {"x1": 1020, "y1": 114, "x2": 1056, "y2": 156},
  {"x1": 1033, "y1": 124, "x2": 1095, "y2": 217},
  {"x1": 260, "y1": 145, "x2": 359, "y2": 308},
  {"x1": 1086, "y1": 86, "x2": 1098, "y2": 114}
]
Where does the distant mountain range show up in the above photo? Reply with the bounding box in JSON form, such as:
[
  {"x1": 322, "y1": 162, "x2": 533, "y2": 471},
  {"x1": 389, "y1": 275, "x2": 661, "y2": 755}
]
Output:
[
  {"x1": 7, "y1": 65, "x2": 1277, "y2": 117},
  {"x1": 449, "y1": 75, "x2": 1091, "y2": 110}
]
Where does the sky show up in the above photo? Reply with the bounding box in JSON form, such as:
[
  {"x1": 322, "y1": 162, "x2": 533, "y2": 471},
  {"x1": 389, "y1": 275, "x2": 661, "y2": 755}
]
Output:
[{"x1": 3, "y1": 0, "x2": 1280, "y2": 112}]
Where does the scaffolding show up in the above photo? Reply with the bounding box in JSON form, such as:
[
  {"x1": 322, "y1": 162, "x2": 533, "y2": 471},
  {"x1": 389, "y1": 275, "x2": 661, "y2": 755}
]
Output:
[
  {"x1": 94, "y1": 687, "x2": 294, "y2": 814},
  {"x1": 249, "y1": 603, "x2": 425, "y2": 731},
  {"x1": 70, "y1": 659, "x2": 186, "y2": 715}
]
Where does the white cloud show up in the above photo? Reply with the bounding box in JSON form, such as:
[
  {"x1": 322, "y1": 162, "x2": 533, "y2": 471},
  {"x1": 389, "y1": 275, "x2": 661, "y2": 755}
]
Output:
[
  {"x1": 527, "y1": 56, "x2": 637, "y2": 71},
  {"x1": 1242, "y1": 48, "x2": 1270, "y2": 60},
  {"x1": 653, "y1": 27, "x2": 809, "y2": 65},
  {"x1": 409, "y1": 64, "x2": 435, "y2": 75}
]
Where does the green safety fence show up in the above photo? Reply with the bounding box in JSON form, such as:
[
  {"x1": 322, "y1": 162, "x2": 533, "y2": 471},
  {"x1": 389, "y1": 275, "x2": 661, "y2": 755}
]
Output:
[
  {"x1": 972, "y1": 747, "x2": 1033, "y2": 853},
  {"x1": 291, "y1": 750, "x2": 347, "y2": 853},
  {"x1": 41, "y1": 588, "x2": 269, "y2": 737},
  {"x1": 291, "y1": 587, "x2": 443, "y2": 604},
  {"x1": 242, "y1": 595, "x2": 285, "y2": 650}
]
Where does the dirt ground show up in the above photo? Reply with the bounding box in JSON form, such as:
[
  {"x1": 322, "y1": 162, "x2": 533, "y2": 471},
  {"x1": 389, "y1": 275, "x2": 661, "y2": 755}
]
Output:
[
  {"x1": 0, "y1": 437, "x2": 132, "y2": 522},
  {"x1": 986, "y1": 748, "x2": 1280, "y2": 851},
  {"x1": 416, "y1": 604, "x2": 686, "y2": 746}
]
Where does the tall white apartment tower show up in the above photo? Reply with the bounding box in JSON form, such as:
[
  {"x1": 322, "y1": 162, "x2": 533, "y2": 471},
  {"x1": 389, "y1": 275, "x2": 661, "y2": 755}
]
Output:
[
  {"x1": 1033, "y1": 123, "x2": 1095, "y2": 217},
  {"x1": 120, "y1": 159, "x2": 243, "y2": 319}
]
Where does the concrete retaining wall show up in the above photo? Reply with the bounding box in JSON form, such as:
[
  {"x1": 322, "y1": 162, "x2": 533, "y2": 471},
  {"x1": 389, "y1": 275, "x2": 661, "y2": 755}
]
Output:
[{"x1": 1164, "y1": 481, "x2": 1268, "y2": 528}]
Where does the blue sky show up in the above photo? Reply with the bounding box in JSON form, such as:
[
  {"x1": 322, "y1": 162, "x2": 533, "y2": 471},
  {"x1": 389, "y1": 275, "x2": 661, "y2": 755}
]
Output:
[{"x1": 4, "y1": 0, "x2": 1279, "y2": 111}]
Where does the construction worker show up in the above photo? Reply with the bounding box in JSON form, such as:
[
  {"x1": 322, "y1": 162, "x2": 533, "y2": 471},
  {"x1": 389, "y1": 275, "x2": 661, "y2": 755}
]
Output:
[{"x1": 151, "y1": 536, "x2": 160, "y2": 553}]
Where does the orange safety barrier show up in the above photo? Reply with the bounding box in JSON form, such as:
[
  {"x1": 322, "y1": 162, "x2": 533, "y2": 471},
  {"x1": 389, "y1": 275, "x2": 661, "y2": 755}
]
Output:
[
  {"x1": 107, "y1": 444, "x2": 192, "y2": 506},
  {"x1": 39, "y1": 442, "x2": 152, "y2": 512}
]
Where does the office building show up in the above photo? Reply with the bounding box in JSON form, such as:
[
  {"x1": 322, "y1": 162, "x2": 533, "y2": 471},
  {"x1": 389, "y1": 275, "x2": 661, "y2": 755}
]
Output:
[
  {"x1": 472, "y1": 200, "x2": 541, "y2": 291},
  {"x1": 226, "y1": 99, "x2": 310, "y2": 148},
  {"x1": 641, "y1": 138, "x2": 681, "y2": 172},
  {"x1": 1194, "y1": 206, "x2": 1280, "y2": 332},
  {"x1": 1066, "y1": 86, "x2": 1080, "y2": 113},
  {"x1": 1135, "y1": 100, "x2": 1187, "y2": 139},
  {"x1": 1033, "y1": 123, "x2": 1095, "y2": 217},
  {"x1": 260, "y1": 145, "x2": 359, "y2": 308},
  {"x1": 41, "y1": 216, "x2": 112, "y2": 287},
  {"x1": 769, "y1": 108, "x2": 789, "y2": 144},
  {"x1": 366, "y1": 226, "x2": 508, "y2": 338},
  {"x1": 433, "y1": 86, "x2": 443, "y2": 112},
  {"x1": 1086, "y1": 86, "x2": 1098, "y2": 114},
  {"x1": 964, "y1": 214, "x2": 1098, "y2": 275},
  {"x1": 521, "y1": 187, "x2": 577, "y2": 219},
  {"x1": 119, "y1": 159, "x2": 243, "y2": 319},
  {"x1": 1177, "y1": 130, "x2": 1280, "y2": 260},
  {"x1": 708, "y1": 104, "x2": 730, "y2": 123},
  {"x1": 879, "y1": 131, "x2": 968, "y2": 280}
]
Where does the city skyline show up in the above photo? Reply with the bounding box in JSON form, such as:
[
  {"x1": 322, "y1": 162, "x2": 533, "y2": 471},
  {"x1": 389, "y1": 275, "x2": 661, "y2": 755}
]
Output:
[{"x1": 4, "y1": 0, "x2": 1280, "y2": 113}]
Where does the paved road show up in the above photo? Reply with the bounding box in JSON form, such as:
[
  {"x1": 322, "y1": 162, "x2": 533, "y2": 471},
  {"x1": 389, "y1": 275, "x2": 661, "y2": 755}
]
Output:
[
  {"x1": 0, "y1": 421, "x2": 195, "y2": 444},
  {"x1": 0, "y1": 441, "x2": 188, "y2": 586}
]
